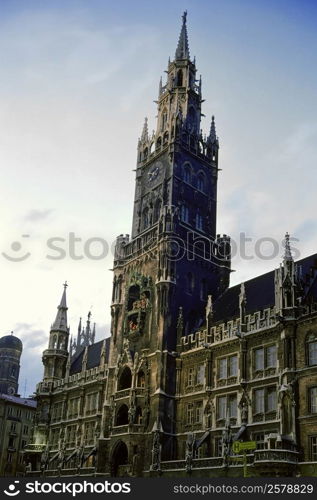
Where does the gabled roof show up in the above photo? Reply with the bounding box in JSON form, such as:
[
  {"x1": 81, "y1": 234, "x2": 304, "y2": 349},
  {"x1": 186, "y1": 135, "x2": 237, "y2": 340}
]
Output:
[
  {"x1": 70, "y1": 337, "x2": 110, "y2": 375},
  {"x1": 213, "y1": 253, "x2": 317, "y2": 323}
]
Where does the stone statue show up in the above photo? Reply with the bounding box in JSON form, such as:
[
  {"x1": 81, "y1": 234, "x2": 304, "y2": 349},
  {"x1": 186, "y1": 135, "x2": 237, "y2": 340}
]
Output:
[{"x1": 185, "y1": 432, "x2": 195, "y2": 472}]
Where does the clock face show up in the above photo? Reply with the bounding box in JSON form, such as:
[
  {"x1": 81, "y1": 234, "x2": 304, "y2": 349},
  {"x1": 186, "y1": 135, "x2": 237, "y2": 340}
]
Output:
[{"x1": 147, "y1": 162, "x2": 162, "y2": 185}]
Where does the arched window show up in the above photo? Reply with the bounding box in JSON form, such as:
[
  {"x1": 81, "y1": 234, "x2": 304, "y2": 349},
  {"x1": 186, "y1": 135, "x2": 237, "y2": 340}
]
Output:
[
  {"x1": 197, "y1": 173, "x2": 205, "y2": 192},
  {"x1": 187, "y1": 272, "x2": 194, "y2": 294},
  {"x1": 156, "y1": 137, "x2": 162, "y2": 150},
  {"x1": 180, "y1": 205, "x2": 189, "y2": 224},
  {"x1": 52, "y1": 335, "x2": 57, "y2": 349},
  {"x1": 196, "y1": 212, "x2": 203, "y2": 231},
  {"x1": 163, "y1": 131, "x2": 169, "y2": 144},
  {"x1": 182, "y1": 164, "x2": 191, "y2": 184},
  {"x1": 135, "y1": 407, "x2": 143, "y2": 425},
  {"x1": 142, "y1": 207, "x2": 149, "y2": 230},
  {"x1": 127, "y1": 285, "x2": 140, "y2": 311},
  {"x1": 118, "y1": 367, "x2": 132, "y2": 391},
  {"x1": 115, "y1": 404, "x2": 129, "y2": 426},
  {"x1": 150, "y1": 142, "x2": 155, "y2": 154},
  {"x1": 161, "y1": 110, "x2": 168, "y2": 131},
  {"x1": 176, "y1": 69, "x2": 183, "y2": 87},
  {"x1": 143, "y1": 148, "x2": 148, "y2": 160},
  {"x1": 306, "y1": 333, "x2": 317, "y2": 366},
  {"x1": 137, "y1": 371, "x2": 145, "y2": 388}
]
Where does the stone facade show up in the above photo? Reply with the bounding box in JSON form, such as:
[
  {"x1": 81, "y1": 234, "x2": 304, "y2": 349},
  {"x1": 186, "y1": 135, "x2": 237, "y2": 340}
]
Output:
[{"x1": 25, "y1": 13, "x2": 317, "y2": 478}]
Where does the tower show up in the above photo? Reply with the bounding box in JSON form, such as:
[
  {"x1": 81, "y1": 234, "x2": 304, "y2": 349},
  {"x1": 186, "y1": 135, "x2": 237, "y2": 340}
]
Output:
[
  {"x1": 42, "y1": 283, "x2": 70, "y2": 381},
  {"x1": 106, "y1": 12, "x2": 231, "y2": 469},
  {"x1": 0, "y1": 333, "x2": 22, "y2": 395}
]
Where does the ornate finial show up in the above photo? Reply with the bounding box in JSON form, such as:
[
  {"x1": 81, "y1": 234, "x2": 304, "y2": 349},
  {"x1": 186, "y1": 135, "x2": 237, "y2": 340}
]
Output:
[
  {"x1": 175, "y1": 11, "x2": 190, "y2": 60},
  {"x1": 11, "y1": 331, "x2": 13, "y2": 336},
  {"x1": 158, "y1": 76, "x2": 162, "y2": 98},
  {"x1": 208, "y1": 115, "x2": 217, "y2": 143},
  {"x1": 63, "y1": 281, "x2": 68, "y2": 289},
  {"x1": 141, "y1": 117, "x2": 149, "y2": 142},
  {"x1": 284, "y1": 232, "x2": 293, "y2": 262}
]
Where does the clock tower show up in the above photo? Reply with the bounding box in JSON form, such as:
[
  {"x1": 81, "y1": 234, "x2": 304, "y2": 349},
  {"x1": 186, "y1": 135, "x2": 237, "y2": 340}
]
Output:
[{"x1": 105, "y1": 12, "x2": 231, "y2": 471}]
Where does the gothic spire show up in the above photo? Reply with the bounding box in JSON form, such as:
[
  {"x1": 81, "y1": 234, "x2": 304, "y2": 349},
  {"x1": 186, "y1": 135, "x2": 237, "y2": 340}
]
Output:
[
  {"x1": 51, "y1": 282, "x2": 68, "y2": 332},
  {"x1": 284, "y1": 232, "x2": 293, "y2": 262},
  {"x1": 208, "y1": 115, "x2": 217, "y2": 143},
  {"x1": 158, "y1": 76, "x2": 163, "y2": 98},
  {"x1": 175, "y1": 11, "x2": 190, "y2": 61},
  {"x1": 140, "y1": 117, "x2": 149, "y2": 142},
  {"x1": 91, "y1": 323, "x2": 96, "y2": 344}
]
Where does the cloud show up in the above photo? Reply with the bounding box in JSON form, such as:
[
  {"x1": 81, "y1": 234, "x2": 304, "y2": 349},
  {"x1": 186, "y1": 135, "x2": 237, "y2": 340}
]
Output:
[{"x1": 24, "y1": 209, "x2": 54, "y2": 222}]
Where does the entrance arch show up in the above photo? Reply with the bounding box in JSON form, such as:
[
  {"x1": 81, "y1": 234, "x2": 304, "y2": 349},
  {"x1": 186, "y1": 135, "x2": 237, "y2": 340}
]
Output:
[{"x1": 110, "y1": 441, "x2": 129, "y2": 477}]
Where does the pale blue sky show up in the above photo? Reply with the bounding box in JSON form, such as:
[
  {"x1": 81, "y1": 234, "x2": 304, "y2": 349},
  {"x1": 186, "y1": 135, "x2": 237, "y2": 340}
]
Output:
[{"x1": 0, "y1": 0, "x2": 316, "y2": 394}]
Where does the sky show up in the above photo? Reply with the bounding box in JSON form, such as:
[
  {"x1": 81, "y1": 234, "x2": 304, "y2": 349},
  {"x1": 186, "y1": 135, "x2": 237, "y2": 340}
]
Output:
[{"x1": 0, "y1": 0, "x2": 316, "y2": 395}]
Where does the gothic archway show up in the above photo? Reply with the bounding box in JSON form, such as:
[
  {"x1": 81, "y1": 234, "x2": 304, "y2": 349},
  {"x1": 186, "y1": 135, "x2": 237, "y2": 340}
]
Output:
[
  {"x1": 118, "y1": 366, "x2": 132, "y2": 390},
  {"x1": 115, "y1": 404, "x2": 129, "y2": 426},
  {"x1": 110, "y1": 441, "x2": 129, "y2": 477}
]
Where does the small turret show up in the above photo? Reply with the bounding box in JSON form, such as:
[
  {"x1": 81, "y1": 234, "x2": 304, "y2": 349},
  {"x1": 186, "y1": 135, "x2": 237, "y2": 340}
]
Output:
[{"x1": 275, "y1": 232, "x2": 300, "y2": 318}]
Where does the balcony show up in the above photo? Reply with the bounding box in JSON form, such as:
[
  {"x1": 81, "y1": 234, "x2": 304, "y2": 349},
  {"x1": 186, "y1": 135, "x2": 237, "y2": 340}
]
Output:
[
  {"x1": 111, "y1": 425, "x2": 129, "y2": 435},
  {"x1": 254, "y1": 449, "x2": 299, "y2": 464},
  {"x1": 23, "y1": 443, "x2": 46, "y2": 453},
  {"x1": 114, "y1": 389, "x2": 130, "y2": 400}
]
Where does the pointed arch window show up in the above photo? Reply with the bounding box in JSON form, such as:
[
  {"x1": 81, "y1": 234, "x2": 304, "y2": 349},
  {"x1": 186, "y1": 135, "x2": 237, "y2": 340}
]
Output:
[
  {"x1": 182, "y1": 164, "x2": 191, "y2": 184},
  {"x1": 118, "y1": 367, "x2": 132, "y2": 390},
  {"x1": 137, "y1": 370, "x2": 145, "y2": 388},
  {"x1": 180, "y1": 204, "x2": 189, "y2": 224},
  {"x1": 156, "y1": 137, "x2": 162, "y2": 150},
  {"x1": 195, "y1": 212, "x2": 203, "y2": 231},
  {"x1": 115, "y1": 404, "x2": 129, "y2": 426},
  {"x1": 142, "y1": 207, "x2": 149, "y2": 230},
  {"x1": 197, "y1": 173, "x2": 205, "y2": 192},
  {"x1": 161, "y1": 109, "x2": 168, "y2": 131}
]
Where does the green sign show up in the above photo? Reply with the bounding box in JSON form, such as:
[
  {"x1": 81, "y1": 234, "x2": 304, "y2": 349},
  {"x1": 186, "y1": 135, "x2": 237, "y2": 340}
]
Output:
[{"x1": 232, "y1": 441, "x2": 256, "y2": 453}]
